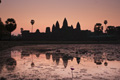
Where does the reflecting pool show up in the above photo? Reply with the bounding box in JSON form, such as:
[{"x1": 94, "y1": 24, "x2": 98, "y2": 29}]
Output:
[{"x1": 0, "y1": 44, "x2": 120, "y2": 80}]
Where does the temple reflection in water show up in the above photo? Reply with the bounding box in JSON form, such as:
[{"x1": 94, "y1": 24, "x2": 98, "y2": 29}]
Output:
[
  {"x1": 0, "y1": 45, "x2": 120, "y2": 80},
  {"x1": 18, "y1": 49, "x2": 112, "y2": 68}
]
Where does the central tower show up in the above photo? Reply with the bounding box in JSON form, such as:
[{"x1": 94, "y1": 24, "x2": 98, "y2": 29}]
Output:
[{"x1": 62, "y1": 18, "x2": 68, "y2": 29}]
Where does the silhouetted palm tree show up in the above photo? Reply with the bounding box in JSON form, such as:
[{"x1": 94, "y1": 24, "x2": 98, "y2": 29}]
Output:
[
  {"x1": 31, "y1": 19, "x2": 35, "y2": 32},
  {"x1": 104, "y1": 20, "x2": 107, "y2": 25},
  {"x1": 104, "y1": 20, "x2": 108, "y2": 33},
  {"x1": 5, "y1": 18, "x2": 16, "y2": 33},
  {"x1": 5, "y1": 18, "x2": 16, "y2": 40}
]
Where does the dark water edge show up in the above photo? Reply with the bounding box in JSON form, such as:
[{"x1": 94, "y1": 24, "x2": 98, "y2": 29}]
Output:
[{"x1": 0, "y1": 41, "x2": 120, "y2": 51}]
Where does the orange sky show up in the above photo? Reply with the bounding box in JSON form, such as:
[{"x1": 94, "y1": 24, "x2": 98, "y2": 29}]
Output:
[{"x1": 0, "y1": 0, "x2": 120, "y2": 35}]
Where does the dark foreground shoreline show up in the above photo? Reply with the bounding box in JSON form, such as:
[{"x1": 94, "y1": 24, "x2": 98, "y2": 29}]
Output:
[{"x1": 0, "y1": 41, "x2": 120, "y2": 51}]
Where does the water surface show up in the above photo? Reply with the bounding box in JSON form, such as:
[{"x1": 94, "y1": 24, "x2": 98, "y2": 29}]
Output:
[{"x1": 0, "y1": 44, "x2": 120, "y2": 80}]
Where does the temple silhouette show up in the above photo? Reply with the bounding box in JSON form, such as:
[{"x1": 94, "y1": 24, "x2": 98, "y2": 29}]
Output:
[
  {"x1": 21, "y1": 18, "x2": 120, "y2": 41},
  {"x1": 0, "y1": 18, "x2": 120, "y2": 41},
  {"x1": 21, "y1": 18, "x2": 92, "y2": 41}
]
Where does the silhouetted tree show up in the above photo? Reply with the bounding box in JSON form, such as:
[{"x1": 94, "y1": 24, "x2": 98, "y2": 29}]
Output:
[
  {"x1": 0, "y1": 0, "x2": 1, "y2": 3},
  {"x1": 104, "y1": 20, "x2": 108, "y2": 33},
  {"x1": 104, "y1": 20, "x2": 108, "y2": 25},
  {"x1": 5, "y1": 18, "x2": 16, "y2": 33},
  {"x1": 0, "y1": 18, "x2": 4, "y2": 40},
  {"x1": 76, "y1": 22, "x2": 81, "y2": 31},
  {"x1": 5, "y1": 18, "x2": 16, "y2": 40},
  {"x1": 116, "y1": 26, "x2": 120, "y2": 35},
  {"x1": 31, "y1": 19, "x2": 35, "y2": 32},
  {"x1": 106, "y1": 26, "x2": 116, "y2": 35},
  {"x1": 94, "y1": 23, "x2": 103, "y2": 35}
]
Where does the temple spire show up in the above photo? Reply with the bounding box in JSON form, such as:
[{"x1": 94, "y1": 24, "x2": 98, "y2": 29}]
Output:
[
  {"x1": 52, "y1": 24, "x2": 55, "y2": 32},
  {"x1": 56, "y1": 21, "x2": 60, "y2": 29},
  {"x1": 62, "y1": 18, "x2": 68, "y2": 29},
  {"x1": 76, "y1": 22, "x2": 81, "y2": 30}
]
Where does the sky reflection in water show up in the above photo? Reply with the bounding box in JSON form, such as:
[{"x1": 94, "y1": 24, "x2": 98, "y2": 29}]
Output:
[{"x1": 0, "y1": 44, "x2": 120, "y2": 80}]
